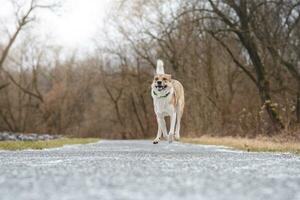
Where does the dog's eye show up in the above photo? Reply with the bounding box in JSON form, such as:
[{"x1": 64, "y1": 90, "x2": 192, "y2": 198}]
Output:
[
  {"x1": 162, "y1": 77, "x2": 167, "y2": 81},
  {"x1": 155, "y1": 77, "x2": 158, "y2": 81}
]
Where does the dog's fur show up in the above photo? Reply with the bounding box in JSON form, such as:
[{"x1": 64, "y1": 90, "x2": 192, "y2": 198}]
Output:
[{"x1": 151, "y1": 60, "x2": 184, "y2": 144}]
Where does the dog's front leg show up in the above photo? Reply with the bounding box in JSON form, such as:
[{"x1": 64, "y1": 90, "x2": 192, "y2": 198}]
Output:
[
  {"x1": 157, "y1": 114, "x2": 168, "y2": 138},
  {"x1": 153, "y1": 126, "x2": 162, "y2": 144},
  {"x1": 168, "y1": 112, "x2": 176, "y2": 143},
  {"x1": 153, "y1": 115, "x2": 167, "y2": 144}
]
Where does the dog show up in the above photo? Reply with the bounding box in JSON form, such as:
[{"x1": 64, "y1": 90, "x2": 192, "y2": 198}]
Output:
[{"x1": 151, "y1": 60, "x2": 184, "y2": 144}]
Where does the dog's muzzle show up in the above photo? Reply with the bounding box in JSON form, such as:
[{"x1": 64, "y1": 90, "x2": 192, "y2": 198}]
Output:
[{"x1": 155, "y1": 85, "x2": 167, "y2": 91}]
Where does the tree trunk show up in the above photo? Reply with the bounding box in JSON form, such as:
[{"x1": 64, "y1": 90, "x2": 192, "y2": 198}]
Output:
[{"x1": 237, "y1": 32, "x2": 284, "y2": 130}]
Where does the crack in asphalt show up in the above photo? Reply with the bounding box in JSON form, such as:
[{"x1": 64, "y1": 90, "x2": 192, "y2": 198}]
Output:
[{"x1": 0, "y1": 140, "x2": 299, "y2": 200}]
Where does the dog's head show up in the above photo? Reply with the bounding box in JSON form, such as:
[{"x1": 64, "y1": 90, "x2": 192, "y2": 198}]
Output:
[{"x1": 152, "y1": 74, "x2": 172, "y2": 92}]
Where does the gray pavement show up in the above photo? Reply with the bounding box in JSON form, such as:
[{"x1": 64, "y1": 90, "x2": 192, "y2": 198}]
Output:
[{"x1": 0, "y1": 140, "x2": 300, "y2": 200}]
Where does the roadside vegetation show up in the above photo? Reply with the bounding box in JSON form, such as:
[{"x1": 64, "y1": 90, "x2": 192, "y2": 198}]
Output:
[
  {"x1": 0, "y1": 0, "x2": 300, "y2": 143},
  {"x1": 0, "y1": 138, "x2": 100, "y2": 151},
  {"x1": 182, "y1": 136, "x2": 300, "y2": 155}
]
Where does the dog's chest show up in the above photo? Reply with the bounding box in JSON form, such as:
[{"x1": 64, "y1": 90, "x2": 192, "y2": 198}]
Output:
[{"x1": 153, "y1": 97, "x2": 174, "y2": 116}]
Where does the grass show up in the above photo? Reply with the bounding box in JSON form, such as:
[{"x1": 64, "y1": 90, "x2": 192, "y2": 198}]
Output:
[
  {"x1": 182, "y1": 136, "x2": 300, "y2": 155},
  {"x1": 0, "y1": 138, "x2": 100, "y2": 151}
]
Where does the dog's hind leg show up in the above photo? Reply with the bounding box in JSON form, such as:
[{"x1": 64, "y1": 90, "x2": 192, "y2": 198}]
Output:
[
  {"x1": 168, "y1": 112, "x2": 176, "y2": 143},
  {"x1": 175, "y1": 111, "x2": 182, "y2": 141}
]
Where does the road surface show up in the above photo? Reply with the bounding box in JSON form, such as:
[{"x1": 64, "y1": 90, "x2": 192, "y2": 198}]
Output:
[{"x1": 0, "y1": 140, "x2": 300, "y2": 200}]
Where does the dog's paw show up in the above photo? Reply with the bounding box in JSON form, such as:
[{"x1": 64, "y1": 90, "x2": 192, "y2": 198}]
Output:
[{"x1": 153, "y1": 138, "x2": 160, "y2": 144}]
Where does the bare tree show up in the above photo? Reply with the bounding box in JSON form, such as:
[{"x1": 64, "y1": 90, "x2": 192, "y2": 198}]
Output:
[{"x1": 0, "y1": 0, "x2": 58, "y2": 97}]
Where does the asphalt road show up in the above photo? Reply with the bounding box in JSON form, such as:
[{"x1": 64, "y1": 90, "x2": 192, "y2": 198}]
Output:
[{"x1": 0, "y1": 140, "x2": 300, "y2": 200}]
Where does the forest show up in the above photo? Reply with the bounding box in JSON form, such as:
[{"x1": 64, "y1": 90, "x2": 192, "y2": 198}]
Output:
[{"x1": 0, "y1": 0, "x2": 300, "y2": 139}]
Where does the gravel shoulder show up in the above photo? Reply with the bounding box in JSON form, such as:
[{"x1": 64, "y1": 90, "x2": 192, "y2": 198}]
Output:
[{"x1": 0, "y1": 140, "x2": 299, "y2": 200}]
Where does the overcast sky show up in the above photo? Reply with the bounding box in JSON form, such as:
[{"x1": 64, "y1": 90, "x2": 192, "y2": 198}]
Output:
[{"x1": 0, "y1": 0, "x2": 112, "y2": 53}]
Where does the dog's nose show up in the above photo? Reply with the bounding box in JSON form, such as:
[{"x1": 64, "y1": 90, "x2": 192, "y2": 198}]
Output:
[{"x1": 157, "y1": 81, "x2": 162, "y2": 85}]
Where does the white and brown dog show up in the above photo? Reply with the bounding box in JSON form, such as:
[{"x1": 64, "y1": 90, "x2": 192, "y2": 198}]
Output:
[{"x1": 151, "y1": 60, "x2": 184, "y2": 144}]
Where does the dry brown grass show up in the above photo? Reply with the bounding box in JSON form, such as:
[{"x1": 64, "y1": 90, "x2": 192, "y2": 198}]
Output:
[
  {"x1": 182, "y1": 136, "x2": 300, "y2": 154},
  {"x1": 0, "y1": 138, "x2": 100, "y2": 151}
]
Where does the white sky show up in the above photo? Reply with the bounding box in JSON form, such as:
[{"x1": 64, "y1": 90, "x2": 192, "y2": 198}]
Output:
[
  {"x1": 0, "y1": 0, "x2": 113, "y2": 52},
  {"x1": 42, "y1": 0, "x2": 111, "y2": 49}
]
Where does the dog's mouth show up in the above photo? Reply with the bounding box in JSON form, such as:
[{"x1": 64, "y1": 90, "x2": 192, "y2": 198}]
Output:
[{"x1": 155, "y1": 85, "x2": 167, "y2": 91}]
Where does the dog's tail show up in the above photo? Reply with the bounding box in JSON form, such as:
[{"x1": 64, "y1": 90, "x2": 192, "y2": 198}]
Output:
[{"x1": 156, "y1": 59, "x2": 165, "y2": 74}]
